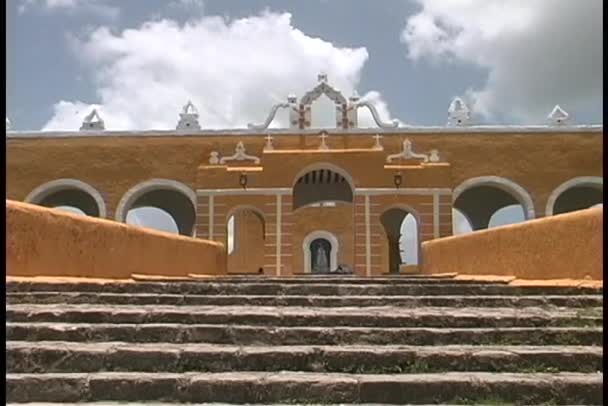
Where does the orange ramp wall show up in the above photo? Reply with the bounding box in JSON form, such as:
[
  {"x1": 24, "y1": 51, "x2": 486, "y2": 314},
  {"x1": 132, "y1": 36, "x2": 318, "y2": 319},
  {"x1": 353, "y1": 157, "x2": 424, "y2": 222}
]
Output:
[
  {"x1": 421, "y1": 207, "x2": 603, "y2": 281},
  {"x1": 6, "y1": 200, "x2": 226, "y2": 279}
]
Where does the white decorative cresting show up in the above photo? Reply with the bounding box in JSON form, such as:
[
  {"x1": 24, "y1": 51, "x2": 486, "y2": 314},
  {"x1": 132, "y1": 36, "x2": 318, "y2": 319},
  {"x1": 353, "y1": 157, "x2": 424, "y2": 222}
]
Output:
[
  {"x1": 547, "y1": 105, "x2": 570, "y2": 125},
  {"x1": 249, "y1": 73, "x2": 401, "y2": 130},
  {"x1": 80, "y1": 109, "x2": 105, "y2": 131},
  {"x1": 386, "y1": 139, "x2": 440, "y2": 163},
  {"x1": 447, "y1": 97, "x2": 471, "y2": 126},
  {"x1": 176, "y1": 101, "x2": 201, "y2": 130},
  {"x1": 219, "y1": 141, "x2": 261, "y2": 164}
]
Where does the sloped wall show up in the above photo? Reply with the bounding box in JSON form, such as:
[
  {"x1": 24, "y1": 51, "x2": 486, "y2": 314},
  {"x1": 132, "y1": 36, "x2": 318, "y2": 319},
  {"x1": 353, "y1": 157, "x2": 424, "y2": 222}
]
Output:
[
  {"x1": 6, "y1": 200, "x2": 226, "y2": 279},
  {"x1": 421, "y1": 207, "x2": 602, "y2": 280}
]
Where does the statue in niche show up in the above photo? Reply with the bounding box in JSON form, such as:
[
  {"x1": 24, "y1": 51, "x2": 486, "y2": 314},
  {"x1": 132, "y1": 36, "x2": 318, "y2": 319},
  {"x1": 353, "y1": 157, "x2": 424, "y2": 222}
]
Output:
[{"x1": 311, "y1": 238, "x2": 331, "y2": 273}]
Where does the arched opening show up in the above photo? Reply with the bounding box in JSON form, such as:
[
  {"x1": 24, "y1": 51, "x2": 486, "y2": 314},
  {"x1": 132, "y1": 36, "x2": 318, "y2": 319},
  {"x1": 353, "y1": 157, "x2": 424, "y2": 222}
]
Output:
[
  {"x1": 303, "y1": 230, "x2": 339, "y2": 273},
  {"x1": 453, "y1": 177, "x2": 533, "y2": 231},
  {"x1": 54, "y1": 206, "x2": 87, "y2": 216},
  {"x1": 552, "y1": 186, "x2": 603, "y2": 215},
  {"x1": 489, "y1": 205, "x2": 525, "y2": 228},
  {"x1": 226, "y1": 207, "x2": 265, "y2": 274},
  {"x1": 25, "y1": 179, "x2": 106, "y2": 218},
  {"x1": 126, "y1": 207, "x2": 179, "y2": 234},
  {"x1": 116, "y1": 180, "x2": 196, "y2": 236},
  {"x1": 452, "y1": 208, "x2": 473, "y2": 235},
  {"x1": 292, "y1": 164, "x2": 354, "y2": 210},
  {"x1": 310, "y1": 94, "x2": 338, "y2": 128},
  {"x1": 381, "y1": 207, "x2": 420, "y2": 274}
]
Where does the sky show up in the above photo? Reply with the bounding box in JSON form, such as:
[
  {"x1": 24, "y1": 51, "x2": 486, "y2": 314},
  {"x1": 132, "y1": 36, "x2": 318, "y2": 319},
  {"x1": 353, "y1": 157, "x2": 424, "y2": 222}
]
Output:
[{"x1": 7, "y1": 0, "x2": 603, "y2": 246}]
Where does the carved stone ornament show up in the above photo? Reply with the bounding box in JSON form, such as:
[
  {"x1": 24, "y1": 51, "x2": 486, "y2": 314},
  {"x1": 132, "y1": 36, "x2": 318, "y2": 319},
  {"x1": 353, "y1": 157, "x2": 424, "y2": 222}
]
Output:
[
  {"x1": 547, "y1": 105, "x2": 570, "y2": 125},
  {"x1": 209, "y1": 151, "x2": 220, "y2": 165},
  {"x1": 80, "y1": 109, "x2": 105, "y2": 131},
  {"x1": 386, "y1": 139, "x2": 442, "y2": 163},
  {"x1": 247, "y1": 73, "x2": 401, "y2": 130},
  {"x1": 219, "y1": 142, "x2": 261, "y2": 164},
  {"x1": 447, "y1": 97, "x2": 471, "y2": 126},
  {"x1": 177, "y1": 100, "x2": 201, "y2": 130}
]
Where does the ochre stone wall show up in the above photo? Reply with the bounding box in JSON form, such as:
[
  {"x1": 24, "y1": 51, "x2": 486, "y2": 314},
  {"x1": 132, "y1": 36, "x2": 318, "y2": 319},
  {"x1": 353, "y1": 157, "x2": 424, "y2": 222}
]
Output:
[
  {"x1": 6, "y1": 200, "x2": 226, "y2": 279},
  {"x1": 227, "y1": 209, "x2": 265, "y2": 274},
  {"x1": 420, "y1": 207, "x2": 603, "y2": 280},
  {"x1": 7, "y1": 131, "x2": 602, "y2": 219}
]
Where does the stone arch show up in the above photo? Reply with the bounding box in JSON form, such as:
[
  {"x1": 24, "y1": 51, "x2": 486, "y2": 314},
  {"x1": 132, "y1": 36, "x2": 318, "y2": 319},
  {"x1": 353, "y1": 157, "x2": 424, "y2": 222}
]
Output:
[
  {"x1": 115, "y1": 179, "x2": 197, "y2": 236},
  {"x1": 545, "y1": 177, "x2": 603, "y2": 216},
  {"x1": 380, "y1": 204, "x2": 422, "y2": 273},
  {"x1": 292, "y1": 162, "x2": 355, "y2": 210},
  {"x1": 25, "y1": 178, "x2": 107, "y2": 218},
  {"x1": 453, "y1": 176, "x2": 535, "y2": 230},
  {"x1": 303, "y1": 230, "x2": 339, "y2": 273}
]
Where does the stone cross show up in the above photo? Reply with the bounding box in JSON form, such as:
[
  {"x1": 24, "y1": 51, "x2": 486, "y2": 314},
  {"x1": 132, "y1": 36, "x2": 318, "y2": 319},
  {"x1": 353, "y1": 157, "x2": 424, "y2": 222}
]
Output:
[
  {"x1": 373, "y1": 133, "x2": 383, "y2": 150},
  {"x1": 264, "y1": 134, "x2": 274, "y2": 151},
  {"x1": 318, "y1": 131, "x2": 329, "y2": 150}
]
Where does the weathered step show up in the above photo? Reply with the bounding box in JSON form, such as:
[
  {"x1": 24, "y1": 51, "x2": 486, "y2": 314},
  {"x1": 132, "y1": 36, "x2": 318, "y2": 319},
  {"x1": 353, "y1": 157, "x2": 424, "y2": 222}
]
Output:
[
  {"x1": 8, "y1": 341, "x2": 603, "y2": 374},
  {"x1": 7, "y1": 292, "x2": 604, "y2": 308},
  {"x1": 8, "y1": 323, "x2": 603, "y2": 346},
  {"x1": 7, "y1": 305, "x2": 603, "y2": 328},
  {"x1": 6, "y1": 281, "x2": 603, "y2": 296},
  {"x1": 186, "y1": 276, "x2": 509, "y2": 285},
  {"x1": 7, "y1": 371, "x2": 603, "y2": 404}
]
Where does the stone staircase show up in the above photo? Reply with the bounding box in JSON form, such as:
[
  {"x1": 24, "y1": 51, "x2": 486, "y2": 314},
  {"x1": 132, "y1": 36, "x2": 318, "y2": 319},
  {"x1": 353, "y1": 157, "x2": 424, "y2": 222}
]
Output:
[{"x1": 6, "y1": 275, "x2": 604, "y2": 405}]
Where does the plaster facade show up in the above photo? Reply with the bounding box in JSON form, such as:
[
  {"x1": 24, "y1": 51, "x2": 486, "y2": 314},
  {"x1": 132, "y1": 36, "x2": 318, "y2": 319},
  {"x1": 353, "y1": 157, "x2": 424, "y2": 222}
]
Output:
[{"x1": 6, "y1": 77, "x2": 603, "y2": 276}]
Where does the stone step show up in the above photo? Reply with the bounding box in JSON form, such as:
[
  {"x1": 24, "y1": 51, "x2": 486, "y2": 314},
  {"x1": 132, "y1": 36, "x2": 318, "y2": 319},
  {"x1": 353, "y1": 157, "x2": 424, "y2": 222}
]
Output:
[
  {"x1": 7, "y1": 342, "x2": 602, "y2": 374},
  {"x1": 186, "y1": 276, "x2": 508, "y2": 285},
  {"x1": 7, "y1": 371, "x2": 603, "y2": 404},
  {"x1": 8, "y1": 323, "x2": 603, "y2": 346},
  {"x1": 7, "y1": 292, "x2": 604, "y2": 307},
  {"x1": 6, "y1": 305, "x2": 602, "y2": 328},
  {"x1": 6, "y1": 281, "x2": 603, "y2": 296}
]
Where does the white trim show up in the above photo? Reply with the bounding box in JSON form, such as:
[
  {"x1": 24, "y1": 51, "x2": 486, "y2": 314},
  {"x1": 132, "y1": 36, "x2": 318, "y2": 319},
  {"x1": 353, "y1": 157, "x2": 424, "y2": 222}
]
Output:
[
  {"x1": 453, "y1": 176, "x2": 536, "y2": 220},
  {"x1": 25, "y1": 178, "x2": 107, "y2": 218},
  {"x1": 365, "y1": 195, "x2": 371, "y2": 277},
  {"x1": 545, "y1": 176, "x2": 603, "y2": 216},
  {"x1": 115, "y1": 179, "x2": 197, "y2": 236},
  {"x1": 276, "y1": 194, "x2": 282, "y2": 276},
  {"x1": 197, "y1": 188, "x2": 292, "y2": 196},
  {"x1": 208, "y1": 195, "x2": 214, "y2": 240},
  {"x1": 356, "y1": 188, "x2": 452, "y2": 195},
  {"x1": 7, "y1": 125, "x2": 603, "y2": 139},
  {"x1": 433, "y1": 192, "x2": 440, "y2": 238},
  {"x1": 303, "y1": 230, "x2": 339, "y2": 273}
]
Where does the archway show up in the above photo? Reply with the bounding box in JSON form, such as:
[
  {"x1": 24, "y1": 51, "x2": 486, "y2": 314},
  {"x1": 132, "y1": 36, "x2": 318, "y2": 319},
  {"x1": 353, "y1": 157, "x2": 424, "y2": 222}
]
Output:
[
  {"x1": 126, "y1": 207, "x2": 179, "y2": 234},
  {"x1": 25, "y1": 179, "x2": 106, "y2": 218},
  {"x1": 453, "y1": 176, "x2": 534, "y2": 231},
  {"x1": 115, "y1": 179, "x2": 196, "y2": 236},
  {"x1": 292, "y1": 163, "x2": 354, "y2": 210},
  {"x1": 226, "y1": 206, "x2": 266, "y2": 274},
  {"x1": 303, "y1": 230, "x2": 339, "y2": 273},
  {"x1": 452, "y1": 208, "x2": 473, "y2": 235},
  {"x1": 545, "y1": 177, "x2": 603, "y2": 216},
  {"x1": 380, "y1": 206, "x2": 420, "y2": 274}
]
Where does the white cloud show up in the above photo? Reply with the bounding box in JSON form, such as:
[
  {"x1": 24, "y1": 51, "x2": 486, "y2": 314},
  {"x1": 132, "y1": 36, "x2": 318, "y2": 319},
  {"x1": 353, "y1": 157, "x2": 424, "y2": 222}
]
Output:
[
  {"x1": 42, "y1": 11, "x2": 398, "y2": 131},
  {"x1": 401, "y1": 0, "x2": 603, "y2": 123},
  {"x1": 18, "y1": 0, "x2": 119, "y2": 20}
]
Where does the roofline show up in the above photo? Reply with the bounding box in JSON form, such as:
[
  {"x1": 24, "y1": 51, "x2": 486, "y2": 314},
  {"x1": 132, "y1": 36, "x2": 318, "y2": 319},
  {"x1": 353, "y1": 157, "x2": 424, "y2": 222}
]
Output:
[{"x1": 6, "y1": 124, "x2": 603, "y2": 139}]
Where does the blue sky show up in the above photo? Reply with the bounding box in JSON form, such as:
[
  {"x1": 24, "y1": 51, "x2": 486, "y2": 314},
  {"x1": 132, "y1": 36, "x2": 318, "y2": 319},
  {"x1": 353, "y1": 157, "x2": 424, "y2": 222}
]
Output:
[
  {"x1": 7, "y1": 0, "x2": 602, "y2": 131},
  {"x1": 7, "y1": 0, "x2": 603, "y2": 244}
]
